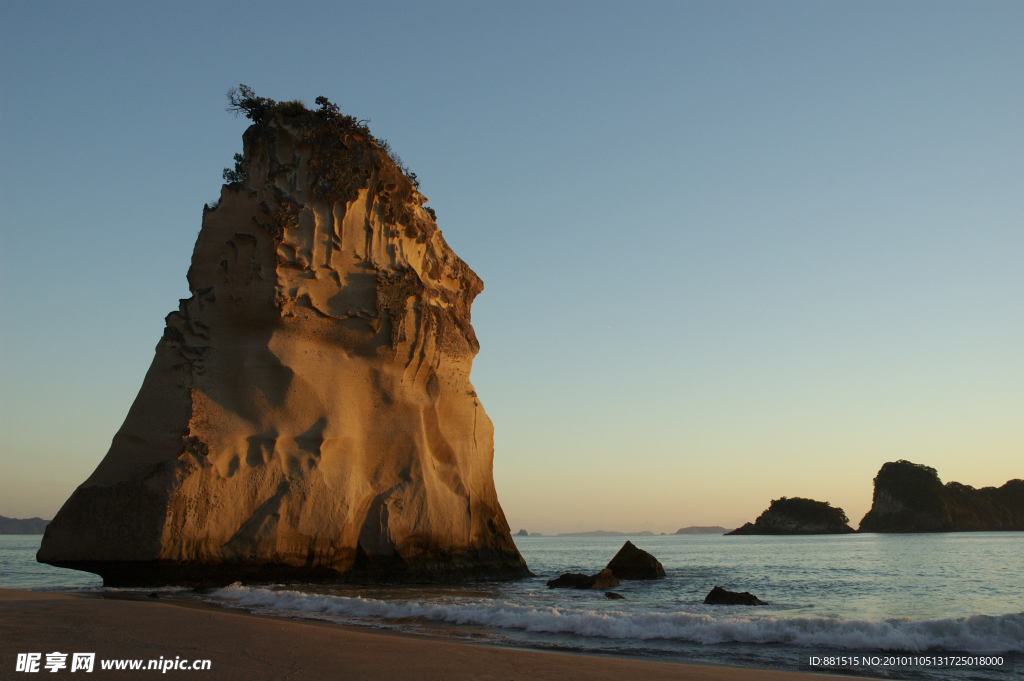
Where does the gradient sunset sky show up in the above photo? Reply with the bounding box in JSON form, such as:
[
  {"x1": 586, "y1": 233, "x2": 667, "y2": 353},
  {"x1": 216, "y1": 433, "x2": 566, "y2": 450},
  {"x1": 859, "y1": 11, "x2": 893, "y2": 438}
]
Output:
[{"x1": 1, "y1": 1, "x2": 1021, "y2": 533}]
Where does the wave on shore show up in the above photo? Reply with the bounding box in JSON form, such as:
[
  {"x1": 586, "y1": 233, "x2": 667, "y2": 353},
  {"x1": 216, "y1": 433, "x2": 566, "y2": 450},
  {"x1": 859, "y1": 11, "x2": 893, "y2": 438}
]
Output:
[{"x1": 210, "y1": 584, "x2": 1024, "y2": 652}]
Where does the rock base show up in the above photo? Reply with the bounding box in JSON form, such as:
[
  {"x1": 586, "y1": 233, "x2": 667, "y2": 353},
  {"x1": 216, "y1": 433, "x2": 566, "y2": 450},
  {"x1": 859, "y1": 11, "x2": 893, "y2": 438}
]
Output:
[
  {"x1": 547, "y1": 568, "x2": 619, "y2": 590},
  {"x1": 49, "y1": 550, "x2": 532, "y2": 588}
]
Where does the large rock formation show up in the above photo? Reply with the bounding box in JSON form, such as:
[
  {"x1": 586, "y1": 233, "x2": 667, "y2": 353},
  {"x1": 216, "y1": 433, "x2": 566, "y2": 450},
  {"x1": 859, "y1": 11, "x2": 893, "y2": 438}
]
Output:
[
  {"x1": 37, "y1": 89, "x2": 529, "y2": 586},
  {"x1": 858, "y1": 460, "x2": 1024, "y2": 533},
  {"x1": 728, "y1": 497, "x2": 854, "y2": 535}
]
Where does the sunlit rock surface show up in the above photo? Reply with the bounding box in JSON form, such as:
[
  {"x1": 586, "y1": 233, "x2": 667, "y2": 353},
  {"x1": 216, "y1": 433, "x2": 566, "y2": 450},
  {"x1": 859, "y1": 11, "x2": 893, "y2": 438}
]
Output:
[{"x1": 38, "y1": 93, "x2": 529, "y2": 586}]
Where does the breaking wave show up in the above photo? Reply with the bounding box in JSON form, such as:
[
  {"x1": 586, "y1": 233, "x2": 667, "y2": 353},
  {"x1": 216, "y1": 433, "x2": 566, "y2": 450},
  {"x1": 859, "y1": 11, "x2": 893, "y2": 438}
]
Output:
[{"x1": 211, "y1": 584, "x2": 1024, "y2": 652}]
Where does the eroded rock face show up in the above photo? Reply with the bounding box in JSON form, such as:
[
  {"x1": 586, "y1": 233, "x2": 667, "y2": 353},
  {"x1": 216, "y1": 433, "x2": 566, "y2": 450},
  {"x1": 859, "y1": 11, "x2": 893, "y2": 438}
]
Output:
[{"x1": 37, "y1": 95, "x2": 529, "y2": 586}]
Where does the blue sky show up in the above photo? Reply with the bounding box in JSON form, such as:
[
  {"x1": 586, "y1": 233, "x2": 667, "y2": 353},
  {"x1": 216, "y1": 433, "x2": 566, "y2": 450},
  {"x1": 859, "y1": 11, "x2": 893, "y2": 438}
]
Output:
[{"x1": 1, "y1": 1, "x2": 1021, "y2": 531}]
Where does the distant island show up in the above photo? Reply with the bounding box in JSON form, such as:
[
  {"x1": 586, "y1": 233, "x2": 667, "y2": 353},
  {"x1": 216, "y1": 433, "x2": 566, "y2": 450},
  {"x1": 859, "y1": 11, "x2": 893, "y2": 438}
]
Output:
[
  {"x1": 859, "y1": 460, "x2": 1024, "y2": 532},
  {"x1": 0, "y1": 516, "x2": 50, "y2": 534},
  {"x1": 556, "y1": 530, "x2": 655, "y2": 537},
  {"x1": 728, "y1": 497, "x2": 854, "y2": 535},
  {"x1": 675, "y1": 526, "x2": 730, "y2": 534}
]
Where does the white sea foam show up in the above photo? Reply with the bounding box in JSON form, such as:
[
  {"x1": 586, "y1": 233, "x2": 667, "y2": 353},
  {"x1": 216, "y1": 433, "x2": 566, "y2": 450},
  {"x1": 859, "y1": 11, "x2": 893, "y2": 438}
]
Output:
[{"x1": 210, "y1": 584, "x2": 1024, "y2": 652}]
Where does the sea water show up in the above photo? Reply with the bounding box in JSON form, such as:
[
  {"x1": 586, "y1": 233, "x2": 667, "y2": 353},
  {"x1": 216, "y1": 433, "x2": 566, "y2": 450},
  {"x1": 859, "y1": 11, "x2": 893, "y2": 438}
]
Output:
[{"x1": 3, "y1": 533, "x2": 1022, "y2": 679}]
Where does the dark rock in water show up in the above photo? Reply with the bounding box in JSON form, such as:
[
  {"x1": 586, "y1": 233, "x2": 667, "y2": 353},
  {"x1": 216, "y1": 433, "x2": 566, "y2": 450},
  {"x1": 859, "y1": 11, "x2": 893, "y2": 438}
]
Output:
[
  {"x1": 605, "y1": 592, "x2": 625, "y2": 600},
  {"x1": 515, "y1": 529, "x2": 529, "y2": 536},
  {"x1": 858, "y1": 460, "x2": 1024, "y2": 533},
  {"x1": 591, "y1": 568, "x2": 619, "y2": 589},
  {"x1": 547, "y1": 573, "x2": 593, "y2": 589},
  {"x1": 147, "y1": 592, "x2": 160, "y2": 599},
  {"x1": 703, "y1": 586, "x2": 766, "y2": 606},
  {"x1": 547, "y1": 568, "x2": 620, "y2": 590},
  {"x1": 605, "y1": 541, "x2": 665, "y2": 580},
  {"x1": 728, "y1": 497, "x2": 854, "y2": 535}
]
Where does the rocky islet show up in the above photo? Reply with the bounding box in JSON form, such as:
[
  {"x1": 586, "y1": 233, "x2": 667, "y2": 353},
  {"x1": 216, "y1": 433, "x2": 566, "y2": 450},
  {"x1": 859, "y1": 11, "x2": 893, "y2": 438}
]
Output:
[{"x1": 728, "y1": 497, "x2": 855, "y2": 535}]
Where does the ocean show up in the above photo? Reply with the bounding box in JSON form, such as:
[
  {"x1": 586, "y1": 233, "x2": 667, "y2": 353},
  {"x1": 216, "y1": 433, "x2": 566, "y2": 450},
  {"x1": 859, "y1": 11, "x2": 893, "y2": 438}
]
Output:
[{"x1": 3, "y1": 533, "x2": 1022, "y2": 679}]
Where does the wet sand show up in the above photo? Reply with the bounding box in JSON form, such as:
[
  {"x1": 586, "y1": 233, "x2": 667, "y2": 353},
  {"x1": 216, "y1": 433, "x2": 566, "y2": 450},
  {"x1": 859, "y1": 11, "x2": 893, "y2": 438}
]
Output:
[{"x1": 1, "y1": 588, "x2": 858, "y2": 680}]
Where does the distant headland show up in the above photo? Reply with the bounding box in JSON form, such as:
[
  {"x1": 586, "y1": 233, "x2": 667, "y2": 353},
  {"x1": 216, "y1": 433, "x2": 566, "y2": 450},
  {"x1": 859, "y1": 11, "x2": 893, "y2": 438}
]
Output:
[
  {"x1": 514, "y1": 527, "x2": 733, "y2": 536},
  {"x1": 0, "y1": 516, "x2": 50, "y2": 535},
  {"x1": 675, "y1": 526, "x2": 730, "y2": 535},
  {"x1": 859, "y1": 460, "x2": 1024, "y2": 532},
  {"x1": 556, "y1": 530, "x2": 655, "y2": 537}
]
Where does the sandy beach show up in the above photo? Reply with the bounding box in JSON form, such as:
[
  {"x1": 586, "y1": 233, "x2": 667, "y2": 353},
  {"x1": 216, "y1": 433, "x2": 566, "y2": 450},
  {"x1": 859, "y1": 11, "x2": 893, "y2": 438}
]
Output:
[{"x1": 0, "y1": 588, "x2": 858, "y2": 681}]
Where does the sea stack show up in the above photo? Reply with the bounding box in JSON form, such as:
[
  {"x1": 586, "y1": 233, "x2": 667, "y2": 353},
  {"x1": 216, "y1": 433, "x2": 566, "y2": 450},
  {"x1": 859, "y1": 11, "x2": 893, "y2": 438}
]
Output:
[{"x1": 37, "y1": 88, "x2": 530, "y2": 586}]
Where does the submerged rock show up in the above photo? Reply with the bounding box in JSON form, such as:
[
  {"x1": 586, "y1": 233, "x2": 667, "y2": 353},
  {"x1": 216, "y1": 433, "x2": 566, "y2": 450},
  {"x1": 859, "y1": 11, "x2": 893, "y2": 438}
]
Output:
[
  {"x1": 36, "y1": 88, "x2": 529, "y2": 587},
  {"x1": 605, "y1": 541, "x2": 665, "y2": 580},
  {"x1": 858, "y1": 460, "x2": 1024, "y2": 533},
  {"x1": 703, "y1": 586, "x2": 766, "y2": 606},
  {"x1": 547, "y1": 568, "x2": 620, "y2": 590},
  {"x1": 728, "y1": 497, "x2": 855, "y2": 535},
  {"x1": 547, "y1": 573, "x2": 592, "y2": 589},
  {"x1": 604, "y1": 592, "x2": 625, "y2": 600}
]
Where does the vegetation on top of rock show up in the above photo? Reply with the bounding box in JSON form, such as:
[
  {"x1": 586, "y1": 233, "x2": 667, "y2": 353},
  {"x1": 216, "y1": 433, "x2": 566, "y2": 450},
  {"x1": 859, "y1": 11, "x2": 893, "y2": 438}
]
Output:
[
  {"x1": 859, "y1": 460, "x2": 1024, "y2": 532},
  {"x1": 728, "y1": 497, "x2": 854, "y2": 535},
  {"x1": 870, "y1": 460, "x2": 946, "y2": 515},
  {"x1": 224, "y1": 84, "x2": 429, "y2": 224},
  {"x1": 221, "y1": 153, "x2": 247, "y2": 185}
]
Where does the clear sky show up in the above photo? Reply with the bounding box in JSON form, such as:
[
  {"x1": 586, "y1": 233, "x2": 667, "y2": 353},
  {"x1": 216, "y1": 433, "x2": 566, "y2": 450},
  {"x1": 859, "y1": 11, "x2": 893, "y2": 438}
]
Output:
[{"x1": 1, "y1": 1, "x2": 1021, "y2": 532}]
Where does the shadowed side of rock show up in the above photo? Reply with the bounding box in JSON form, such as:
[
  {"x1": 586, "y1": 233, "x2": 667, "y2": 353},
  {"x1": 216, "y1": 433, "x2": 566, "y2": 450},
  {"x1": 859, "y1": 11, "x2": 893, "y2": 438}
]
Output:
[
  {"x1": 605, "y1": 541, "x2": 665, "y2": 580},
  {"x1": 858, "y1": 460, "x2": 1024, "y2": 533},
  {"x1": 37, "y1": 92, "x2": 529, "y2": 586}
]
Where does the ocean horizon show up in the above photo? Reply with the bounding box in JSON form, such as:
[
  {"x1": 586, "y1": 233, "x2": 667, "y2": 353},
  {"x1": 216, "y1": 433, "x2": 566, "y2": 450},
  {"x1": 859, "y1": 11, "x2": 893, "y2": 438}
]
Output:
[{"x1": 4, "y1": 532, "x2": 1021, "y2": 679}]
